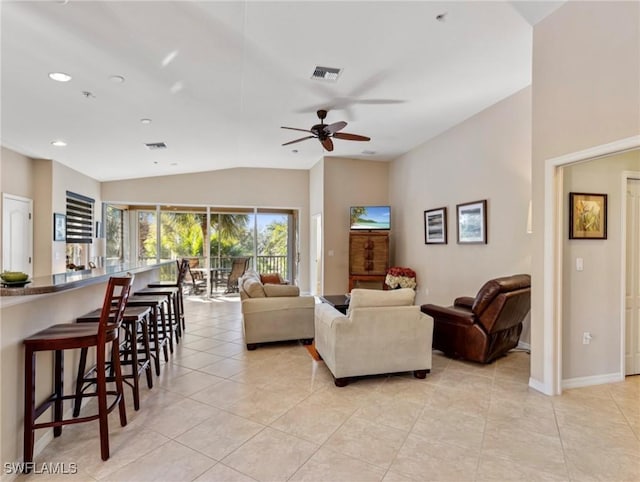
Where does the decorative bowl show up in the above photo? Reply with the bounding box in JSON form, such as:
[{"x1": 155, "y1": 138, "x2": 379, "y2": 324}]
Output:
[{"x1": 1, "y1": 271, "x2": 29, "y2": 282}]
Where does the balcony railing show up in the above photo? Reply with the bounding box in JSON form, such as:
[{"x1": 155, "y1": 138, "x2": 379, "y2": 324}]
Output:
[{"x1": 142, "y1": 255, "x2": 290, "y2": 289}]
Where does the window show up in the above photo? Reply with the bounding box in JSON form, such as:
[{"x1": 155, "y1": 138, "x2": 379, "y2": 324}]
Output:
[
  {"x1": 105, "y1": 205, "x2": 123, "y2": 261},
  {"x1": 65, "y1": 191, "x2": 94, "y2": 243}
]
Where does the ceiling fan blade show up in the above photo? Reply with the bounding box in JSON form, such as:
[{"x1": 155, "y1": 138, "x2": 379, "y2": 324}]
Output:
[
  {"x1": 325, "y1": 121, "x2": 347, "y2": 135},
  {"x1": 333, "y1": 132, "x2": 371, "y2": 142},
  {"x1": 321, "y1": 137, "x2": 334, "y2": 152},
  {"x1": 282, "y1": 136, "x2": 315, "y2": 146},
  {"x1": 281, "y1": 126, "x2": 314, "y2": 134}
]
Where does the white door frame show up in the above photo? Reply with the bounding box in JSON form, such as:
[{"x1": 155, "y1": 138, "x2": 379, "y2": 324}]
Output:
[
  {"x1": 310, "y1": 213, "x2": 323, "y2": 295},
  {"x1": 2, "y1": 193, "x2": 33, "y2": 275},
  {"x1": 541, "y1": 135, "x2": 640, "y2": 395},
  {"x1": 620, "y1": 171, "x2": 640, "y2": 376}
]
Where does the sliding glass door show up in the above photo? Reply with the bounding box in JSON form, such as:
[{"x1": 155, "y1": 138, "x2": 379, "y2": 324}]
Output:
[{"x1": 106, "y1": 203, "x2": 299, "y2": 293}]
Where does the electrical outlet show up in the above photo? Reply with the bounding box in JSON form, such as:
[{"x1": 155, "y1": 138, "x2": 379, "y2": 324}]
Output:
[
  {"x1": 424, "y1": 287, "x2": 430, "y2": 296},
  {"x1": 583, "y1": 332, "x2": 592, "y2": 344}
]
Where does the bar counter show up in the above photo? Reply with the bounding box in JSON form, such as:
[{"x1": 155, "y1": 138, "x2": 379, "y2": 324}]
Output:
[
  {"x1": 1, "y1": 261, "x2": 174, "y2": 301},
  {"x1": 0, "y1": 260, "x2": 172, "y2": 474}
]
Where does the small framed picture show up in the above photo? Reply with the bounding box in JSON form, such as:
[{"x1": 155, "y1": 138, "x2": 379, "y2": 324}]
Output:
[
  {"x1": 424, "y1": 207, "x2": 447, "y2": 244},
  {"x1": 569, "y1": 192, "x2": 607, "y2": 239},
  {"x1": 457, "y1": 200, "x2": 487, "y2": 244},
  {"x1": 53, "y1": 213, "x2": 66, "y2": 241}
]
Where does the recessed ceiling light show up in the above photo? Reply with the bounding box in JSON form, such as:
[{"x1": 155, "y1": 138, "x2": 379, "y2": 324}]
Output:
[
  {"x1": 291, "y1": 149, "x2": 298, "y2": 153},
  {"x1": 82, "y1": 91, "x2": 95, "y2": 99},
  {"x1": 51, "y1": 140, "x2": 67, "y2": 147},
  {"x1": 362, "y1": 150, "x2": 376, "y2": 155},
  {"x1": 170, "y1": 162, "x2": 178, "y2": 166},
  {"x1": 153, "y1": 161, "x2": 158, "y2": 165},
  {"x1": 48, "y1": 72, "x2": 72, "y2": 82},
  {"x1": 109, "y1": 75, "x2": 125, "y2": 83},
  {"x1": 436, "y1": 12, "x2": 447, "y2": 22},
  {"x1": 140, "y1": 118, "x2": 152, "y2": 125}
]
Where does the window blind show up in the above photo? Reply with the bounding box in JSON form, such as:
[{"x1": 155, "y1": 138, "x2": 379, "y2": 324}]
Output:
[{"x1": 66, "y1": 191, "x2": 94, "y2": 243}]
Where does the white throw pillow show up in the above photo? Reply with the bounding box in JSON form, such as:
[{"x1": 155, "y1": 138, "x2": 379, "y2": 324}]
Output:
[
  {"x1": 243, "y1": 277, "x2": 266, "y2": 298},
  {"x1": 263, "y1": 284, "x2": 299, "y2": 297},
  {"x1": 347, "y1": 288, "x2": 415, "y2": 315}
]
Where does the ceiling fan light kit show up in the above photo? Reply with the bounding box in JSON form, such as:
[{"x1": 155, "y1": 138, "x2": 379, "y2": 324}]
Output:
[{"x1": 281, "y1": 109, "x2": 370, "y2": 152}]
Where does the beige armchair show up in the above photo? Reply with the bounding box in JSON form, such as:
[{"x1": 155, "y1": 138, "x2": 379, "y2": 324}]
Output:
[
  {"x1": 239, "y1": 270, "x2": 315, "y2": 350},
  {"x1": 314, "y1": 288, "x2": 433, "y2": 386}
]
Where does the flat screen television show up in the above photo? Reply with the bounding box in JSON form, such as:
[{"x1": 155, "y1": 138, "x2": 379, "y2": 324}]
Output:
[{"x1": 350, "y1": 205, "x2": 391, "y2": 230}]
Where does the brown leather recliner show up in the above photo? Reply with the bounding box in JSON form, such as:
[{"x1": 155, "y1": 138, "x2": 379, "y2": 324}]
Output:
[{"x1": 420, "y1": 274, "x2": 531, "y2": 363}]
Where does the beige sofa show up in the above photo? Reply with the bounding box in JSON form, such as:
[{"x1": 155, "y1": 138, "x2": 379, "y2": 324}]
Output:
[
  {"x1": 315, "y1": 288, "x2": 433, "y2": 386},
  {"x1": 239, "y1": 270, "x2": 315, "y2": 350}
]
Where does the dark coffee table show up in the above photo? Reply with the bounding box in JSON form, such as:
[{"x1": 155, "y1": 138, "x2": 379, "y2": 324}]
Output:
[{"x1": 320, "y1": 295, "x2": 350, "y2": 315}]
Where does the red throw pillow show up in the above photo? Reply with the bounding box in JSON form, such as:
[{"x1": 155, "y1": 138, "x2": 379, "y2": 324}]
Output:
[{"x1": 260, "y1": 273, "x2": 281, "y2": 284}]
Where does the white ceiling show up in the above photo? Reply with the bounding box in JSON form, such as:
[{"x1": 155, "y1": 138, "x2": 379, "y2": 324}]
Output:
[{"x1": 1, "y1": 1, "x2": 563, "y2": 182}]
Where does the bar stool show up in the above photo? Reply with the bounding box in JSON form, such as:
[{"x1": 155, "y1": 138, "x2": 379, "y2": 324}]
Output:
[
  {"x1": 134, "y1": 286, "x2": 182, "y2": 344},
  {"x1": 125, "y1": 294, "x2": 172, "y2": 372},
  {"x1": 23, "y1": 276, "x2": 132, "y2": 470},
  {"x1": 147, "y1": 258, "x2": 188, "y2": 334},
  {"x1": 74, "y1": 305, "x2": 153, "y2": 413}
]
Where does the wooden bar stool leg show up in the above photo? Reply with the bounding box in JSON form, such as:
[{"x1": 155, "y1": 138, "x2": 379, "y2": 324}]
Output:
[
  {"x1": 23, "y1": 347, "x2": 35, "y2": 471},
  {"x1": 149, "y1": 306, "x2": 162, "y2": 375},
  {"x1": 160, "y1": 301, "x2": 173, "y2": 355},
  {"x1": 96, "y1": 342, "x2": 110, "y2": 460},
  {"x1": 112, "y1": 337, "x2": 127, "y2": 426},
  {"x1": 73, "y1": 347, "x2": 89, "y2": 417},
  {"x1": 173, "y1": 293, "x2": 182, "y2": 340},
  {"x1": 53, "y1": 349, "x2": 63, "y2": 437},
  {"x1": 140, "y1": 317, "x2": 153, "y2": 388},
  {"x1": 126, "y1": 322, "x2": 141, "y2": 411}
]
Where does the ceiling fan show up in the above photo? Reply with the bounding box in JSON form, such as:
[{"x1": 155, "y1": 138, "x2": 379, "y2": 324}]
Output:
[{"x1": 281, "y1": 109, "x2": 370, "y2": 152}]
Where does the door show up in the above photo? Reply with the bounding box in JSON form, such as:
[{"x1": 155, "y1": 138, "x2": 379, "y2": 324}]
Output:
[
  {"x1": 2, "y1": 194, "x2": 33, "y2": 275},
  {"x1": 625, "y1": 178, "x2": 640, "y2": 375}
]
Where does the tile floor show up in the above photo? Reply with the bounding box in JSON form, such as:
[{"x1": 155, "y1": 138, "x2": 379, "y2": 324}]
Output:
[{"x1": 22, "y1": 295, "x2": 640, "y2": 481}]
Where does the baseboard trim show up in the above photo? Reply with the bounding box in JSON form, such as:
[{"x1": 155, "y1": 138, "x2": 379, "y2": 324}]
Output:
[
  {"x1": 562, "y1": 372, "x2": 624, "y2": 390},
  {"x1": 528, "y1": 377, "x2": 554, "y2": 395},
  {"x1": 516, "y1": 341, "x2": 531, "y2": 351}
]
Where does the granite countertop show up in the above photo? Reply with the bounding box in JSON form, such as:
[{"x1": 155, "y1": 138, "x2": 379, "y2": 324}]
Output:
[{"x1": 0, "y1": 260, "x2": 173, "y2": 297}]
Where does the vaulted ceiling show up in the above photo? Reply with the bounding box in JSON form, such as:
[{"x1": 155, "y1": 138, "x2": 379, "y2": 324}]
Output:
[{"x1": 1, "y1": 1, "x2": 563, "y2": 181}]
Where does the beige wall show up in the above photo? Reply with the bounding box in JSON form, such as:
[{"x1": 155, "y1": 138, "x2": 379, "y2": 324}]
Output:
[
  {"x1": 562, "y1": 151, "x2": 640, "y2": 380},
  {"x1": 322, "y1": 157, "x2": 389, "y2": 294},
  {"x1": 32, "y1": 160, "x2": 53, "y2": 277},
  {"x1": 1, "y1": 148, "x2": 35, "y2": 272},
  {"x1": 51, "y1": 161, "x2": 103, "y2": 274},
  {"x1": 389, "y1": 88, "x2": 532, "y2": 318},
  {"x1": 1, "y1": 147, "x2": 34, "y2": 198},
  {"x1": 1, "y1": 150, "x2": 102, "y2": 276},
  {"x1": 531, "y1": 1, "x2": 640, "y2": 389},
  {"x1": 102, "y1": 167, "x2": 311, "y2": 291}
]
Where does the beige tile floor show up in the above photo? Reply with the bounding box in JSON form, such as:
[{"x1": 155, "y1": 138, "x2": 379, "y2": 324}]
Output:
[{"x1": 21, "y1": 296, "x2": 640, "y2": 481}]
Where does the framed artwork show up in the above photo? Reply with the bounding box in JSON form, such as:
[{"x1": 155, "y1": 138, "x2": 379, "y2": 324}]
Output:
[
  {"x1": 569, "y1": 192, "x2": 607, "y2": 239},
  {"x1": 424, "y1": 207, "x2": 447, "y2": 244},
  {"x1": 456, "y1": 200, "x2": 487, "y2": 244},
  {"x1": 53, "y1": 213, "x2": 66, "y2": 241}
]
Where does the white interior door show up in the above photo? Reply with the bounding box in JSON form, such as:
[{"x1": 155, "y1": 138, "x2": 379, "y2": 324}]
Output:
[
  {"x1": 2, "y1": 194, "x2": 33, "y2": 276},
  {"x1": 625, "y1": 178, "x2": 640, "y2": 375}
]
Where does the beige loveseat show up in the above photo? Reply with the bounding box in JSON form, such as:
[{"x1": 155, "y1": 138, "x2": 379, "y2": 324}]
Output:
[
  {"x1": 315, "y1": 288, "x2": 433, "y2": 386},
  {"x1": 239, "y1": 270, "x2": 315, "y2": 350}
]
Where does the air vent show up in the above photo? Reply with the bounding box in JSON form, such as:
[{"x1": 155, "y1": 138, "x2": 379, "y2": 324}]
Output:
[
  {"x1": 311, "y1": 66, "x2": 341, "y2": 81},
  {"x1": 144, "y1": 142, "x2": 167, "y2": 150}
]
